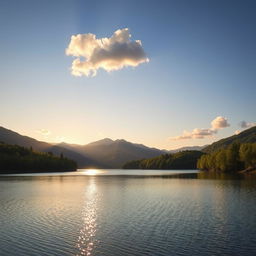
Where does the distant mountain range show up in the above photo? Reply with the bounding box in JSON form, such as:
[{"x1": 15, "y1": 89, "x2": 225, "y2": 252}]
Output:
[
  {"x1": 1, "y1": 125, "x2": 255, "y2": 169},
  {"x1": 0, "y1": 127, "x2": 164, "y2": 168}
]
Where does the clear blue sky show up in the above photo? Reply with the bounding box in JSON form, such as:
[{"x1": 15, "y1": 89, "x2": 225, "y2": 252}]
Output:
[{"x1": 0, "y1": 0, "x2": 255, "y2": 149}]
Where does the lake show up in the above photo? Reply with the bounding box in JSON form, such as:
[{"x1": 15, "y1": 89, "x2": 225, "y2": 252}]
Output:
[{"x1": 1, "y1": 169, "x2": 256, "y2": 256}]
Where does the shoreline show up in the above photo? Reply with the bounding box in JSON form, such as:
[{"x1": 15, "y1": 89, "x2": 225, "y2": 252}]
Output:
[
  {"x1": 0, "y1": 169, "x2": 77, "y2": 175},
  {"x1": 239, "y1": 167, "x2": 256, "y2": 175}
]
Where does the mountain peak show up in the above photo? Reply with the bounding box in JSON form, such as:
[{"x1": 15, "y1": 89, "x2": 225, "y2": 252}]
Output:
[
  {"x1": 87, "y1": 138, "x2": 114, "y2": 146},
  {"x1": 115, "y1": 139, "x2": 127, "y2": 143}
]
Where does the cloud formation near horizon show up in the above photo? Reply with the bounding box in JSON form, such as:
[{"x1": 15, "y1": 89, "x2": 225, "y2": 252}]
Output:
[
  {"x1": 239, "y1": 120, "x2": 255, "y2": 129},
  {"x1": 235, "y1": 130, "x2": 241, "y2": 135},
  {"x1": 66, "y1": 28, "x2": 149, "y2": 77},
  {"x1": 171, "y1": 116, "x2": 230, "y2": 140}
]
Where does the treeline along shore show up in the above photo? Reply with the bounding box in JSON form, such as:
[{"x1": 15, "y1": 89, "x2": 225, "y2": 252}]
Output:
[
  {"x1": 0, "y1": 142, "x2": 77, "y2": 174},
  {"x1": 197, "y1": 143, "x2": 256, "y2": 173},
  {"x1": 123, "y1": 142, "x2": 256, "y2": 174},
  {"x1": 123, "y1": 151, "x2": 204, "y2": 169}
]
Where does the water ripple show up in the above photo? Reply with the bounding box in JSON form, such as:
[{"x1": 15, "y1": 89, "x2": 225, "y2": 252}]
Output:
[{"x1": 1, "y1": 175, "x2": 256, "y2": 255}]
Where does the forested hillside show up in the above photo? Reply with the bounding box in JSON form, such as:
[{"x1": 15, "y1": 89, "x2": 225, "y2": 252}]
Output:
[
  {"x1": 198, "y1": 143, "x2": 256, "y2": 173},
  {"x1": 203, "y1": 126, "x2": 256, "y2": 153},
  {"x1": 123, "y1": 151, "x2": 204, "y2": 170},
  {"x1": 0, "y1": 143, "x2": 77, "y2": 173}
]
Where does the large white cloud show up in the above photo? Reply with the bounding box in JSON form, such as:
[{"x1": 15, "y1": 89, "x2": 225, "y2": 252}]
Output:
[
  {"x1": 171, "y1": 116, "x2": 229, "y2": 140},
  {"x1": 211, "y1": 116, "x2": 230, "y2": 130},
  {"x1": 66, "y1": 28, "x2": 149, "y2": 77}
]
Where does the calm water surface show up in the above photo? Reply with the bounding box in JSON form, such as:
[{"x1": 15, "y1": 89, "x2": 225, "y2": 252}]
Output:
[{"x1": 1, "y1": 169, "x2": 256, "y2": 256}]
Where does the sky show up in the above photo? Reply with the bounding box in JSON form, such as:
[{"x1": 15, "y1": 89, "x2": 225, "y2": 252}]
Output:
[{"x1": 0, "y1": 0, "x2": 255, "y2": 150}]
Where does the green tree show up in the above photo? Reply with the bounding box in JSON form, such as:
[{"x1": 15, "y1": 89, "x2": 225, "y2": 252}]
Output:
[{"x1": 240, "y1": 143, "x2": 256, "y2": 168}]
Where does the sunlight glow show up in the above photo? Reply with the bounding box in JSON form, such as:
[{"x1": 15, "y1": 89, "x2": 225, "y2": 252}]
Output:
[{"x1": 83, "y1": 169, "x2": 104, "y2": 176}]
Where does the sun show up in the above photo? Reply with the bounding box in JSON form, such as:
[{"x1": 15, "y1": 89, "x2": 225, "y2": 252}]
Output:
[{"x1": 84, "y1": 169, "x2": 103, "y2": 175}]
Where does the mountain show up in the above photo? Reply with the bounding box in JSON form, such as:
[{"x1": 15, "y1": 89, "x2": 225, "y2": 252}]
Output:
[
  {"x1": 169, "y1": 145, "x2": 207, "y2": 153},
  {"x1": 58, "y1": 138, "x2": 165, "y2": 168},
  {"x1": 0, "y1": 127, "x2": 96, "y2": 168},
  {"x1": 123, "y1": 151, "x2": 205, "y2": 170},
  {"x1": 0, "y1": 127, "x2": 165, "y2": 168},
  {"x1": 203, "y1": 126, "x2": 256, "y2": 153},
  {"x1": 2, "y1": 125, "x2": 255, "y2": 169},
  {"x1": 0, "y1": 126, "x2": 50, "y2": 152}
]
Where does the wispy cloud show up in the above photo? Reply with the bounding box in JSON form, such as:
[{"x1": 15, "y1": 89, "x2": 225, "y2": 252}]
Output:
[
  {"x1": 36, "y1": 129, "x2": 51, "y2": 136},
  {"x1": 170, "y1": 116, "x2": 230, "y2": 140},
  {"x1": 239, "y1": 120, "x2": 255, "y2": 129},
  {"x1": 171, "y1": 128, "x2": 217, "y2": 140},
  {"x1": 66, "y1": 28, "x2": 149, "y2": 77}
]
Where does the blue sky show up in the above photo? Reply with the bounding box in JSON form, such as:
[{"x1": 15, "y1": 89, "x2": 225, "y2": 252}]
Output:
[{"x1": 0, "y1": 0, "x2": 255, "y2": 149}]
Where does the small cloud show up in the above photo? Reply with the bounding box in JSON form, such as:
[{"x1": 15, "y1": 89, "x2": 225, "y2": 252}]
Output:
[
  {"x1": 211, "y1": 116, "x2": 230, "y2": 130},
  {"x1": 239, "y1": 120, "x2": 255, "y2": 129},
  {"x1": 36, "y1": 129, "x2": 51, "y2": 136},
  {"x1": 66, "y1": 28, "x2": 149, "y2": 77},
  {"x1": 235, "y1": 130, "x2": 241, "y2": 135},
  {"x1": 170, "y1": 116, "x2": 229, "y2": 140}
]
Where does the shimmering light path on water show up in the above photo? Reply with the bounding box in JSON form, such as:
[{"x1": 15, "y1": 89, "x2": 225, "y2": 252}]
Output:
[{"x1": 0, "y1": 170, "x2": 256, "y2": 256}]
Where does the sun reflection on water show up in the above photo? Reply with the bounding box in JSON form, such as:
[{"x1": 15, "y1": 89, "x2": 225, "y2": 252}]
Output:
[{"x1": 77, "y1": 178, "x2": 99, "y2": 256}]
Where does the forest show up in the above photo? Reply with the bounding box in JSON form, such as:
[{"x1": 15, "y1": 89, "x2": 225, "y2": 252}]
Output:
[
  {"x1": 123, "y1": 150, "x2": 204, "y2": 169},
  {"x1": 197, "y1": 143, "x2": 256, "y2": 172},
  {"x1": 0, "y1": 142, "x2": 77, "y2": 173}
]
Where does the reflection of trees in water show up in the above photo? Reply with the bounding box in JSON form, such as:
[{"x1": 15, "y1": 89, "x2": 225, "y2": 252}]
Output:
[
  {"x1": 77, "y1": 178, "x2": 99, "y2": 256},
  {"x1": 197, "y1": 171, "x2": 256, "y2": 190},
  {"x1": 197, "y1": 172, "x2": 242, "y2": 180}
]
